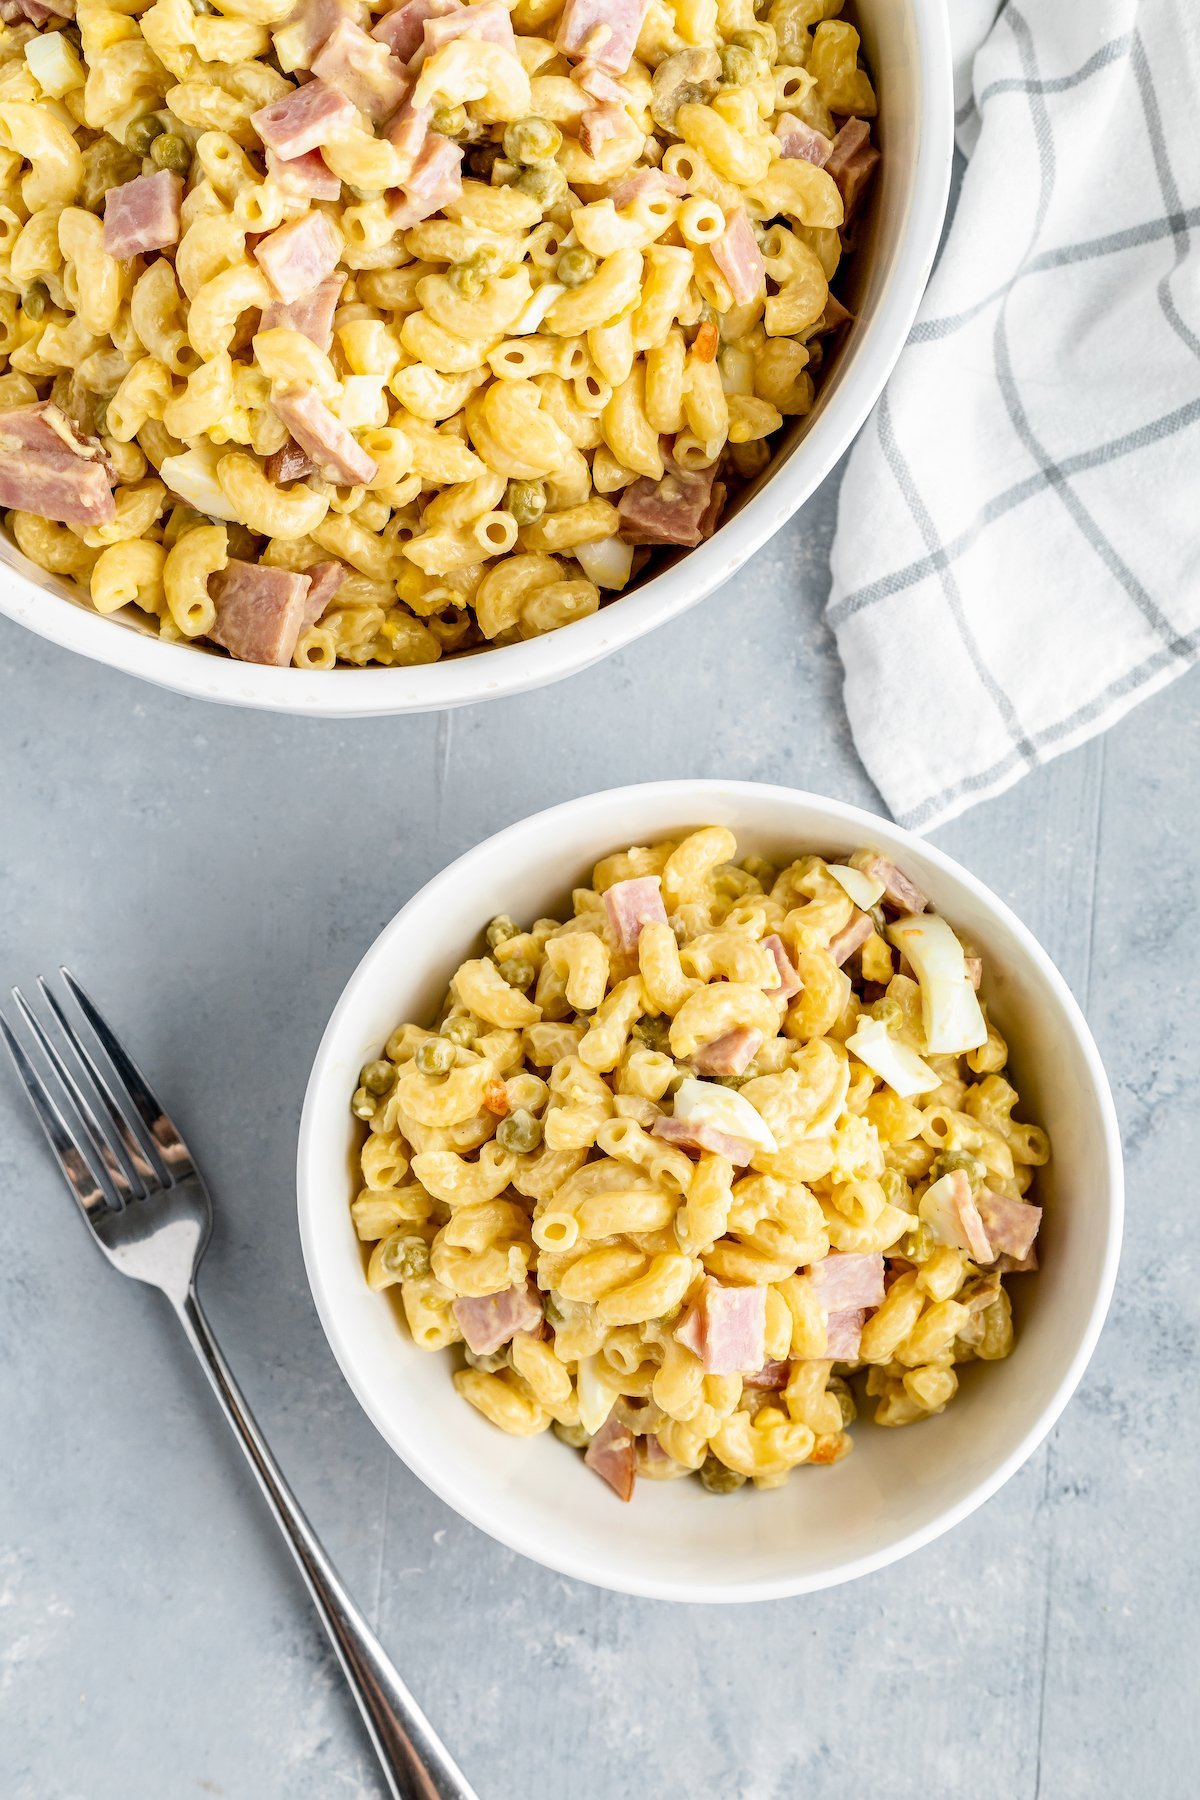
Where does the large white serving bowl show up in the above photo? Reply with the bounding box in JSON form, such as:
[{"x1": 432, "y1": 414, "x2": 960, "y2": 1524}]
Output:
[
  {"x1": 298, "y1": 780, "x2": 1123, "y2": 1603},
  {"x1": 0, "y1": 2, "x2": 953, "y2": 714}
]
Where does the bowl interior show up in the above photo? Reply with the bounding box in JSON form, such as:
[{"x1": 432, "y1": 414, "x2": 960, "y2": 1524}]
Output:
[{"x1": 299, "y1": 782, "x2": 1121, "y2": 1601}]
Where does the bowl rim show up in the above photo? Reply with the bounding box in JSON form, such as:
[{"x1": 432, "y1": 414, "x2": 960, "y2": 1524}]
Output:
[
  {"x1": 0, "y1": 0, "x2": 955, "y2": 717},
  {"x1": 297, "y1": 778, "x2": 1124, "y2": 1603}
]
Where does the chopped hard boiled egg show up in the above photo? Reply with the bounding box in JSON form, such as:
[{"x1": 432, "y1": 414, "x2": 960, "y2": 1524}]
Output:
[
  {"x1": 887, "y1": 913, "x2": 988, "y2": 1055},
  {"x1": 24, "y1": 32, "x2": 86, "y2": 98},
  {"x1": 576, "y1": 1354, "x2": 617, "y2": 1435},
  {"x1": 574, "y1": 535, "x2": 633, "y2": 590},
  {"x1": 828, "y1": 862, "x2": 885, "y2": 911},
  {"x1": 672, "y1": 1076, "x2": 778, "y2": 1154},
  {"x1": 845, "y1": 1014, "x2": 940, "y2": 1099},
  {"x1": 158, "y1": 446, "x2": 241, "y2": 524}
]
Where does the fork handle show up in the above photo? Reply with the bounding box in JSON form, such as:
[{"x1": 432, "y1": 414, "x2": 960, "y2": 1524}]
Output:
[{"x1": 174, "y1": 1286, "x2": 479, "y2": 1800}]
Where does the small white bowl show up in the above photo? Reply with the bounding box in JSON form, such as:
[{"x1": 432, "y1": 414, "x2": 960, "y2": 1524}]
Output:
[
  {"x1": 0, "y1": 0, "x2": 953, "y2": 715},
  {"x1": 298, "y1": 780, "x2": 1123, "y2": 1603}
]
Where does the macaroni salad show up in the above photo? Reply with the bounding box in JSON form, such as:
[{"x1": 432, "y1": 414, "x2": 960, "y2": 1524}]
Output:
[
  {"x1": 350, "y1": 831, "x2": 1048, "y2": 1501},
  {"x1": 0, "y1": 0, "x2": 879, "y2": 667}
]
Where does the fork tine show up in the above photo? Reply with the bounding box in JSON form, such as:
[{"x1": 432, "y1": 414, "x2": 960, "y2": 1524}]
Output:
[
  {"x1": 13, "y1": 986, "x2": 143, "y2": 1209},
  {"x1": 0, "y1": 1009, "x2": 117, "y2": 1228},
  {"x1": 57, "y1": 969, "x2": 192, "y2": 1187},
  {"x1": 36, "y1": 979, "x2": 157, "y2": 1196}
]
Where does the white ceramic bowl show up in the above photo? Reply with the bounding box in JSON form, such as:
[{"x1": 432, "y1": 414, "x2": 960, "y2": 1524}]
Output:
[
  {"x1": 0, "y1": 2, "x2": 953, "y2": 715},
  {"x1": 298, "y1": 780, "x2": 1122, "y2": 1603}
]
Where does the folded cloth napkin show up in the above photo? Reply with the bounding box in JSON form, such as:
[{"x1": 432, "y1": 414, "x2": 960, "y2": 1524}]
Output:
[{"x1": 827, "y1": 0, "x2": 1200, "y2": 831}]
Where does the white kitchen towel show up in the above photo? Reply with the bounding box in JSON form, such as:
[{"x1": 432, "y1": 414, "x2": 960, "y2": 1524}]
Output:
[{"x1": 826, "y1": 0, "x2": 1200, "y2": 832}]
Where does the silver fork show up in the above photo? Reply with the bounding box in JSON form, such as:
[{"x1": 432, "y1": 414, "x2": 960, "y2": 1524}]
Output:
[{"x1": 2, "y1": 970, "x2": 479, "y2": 1800}]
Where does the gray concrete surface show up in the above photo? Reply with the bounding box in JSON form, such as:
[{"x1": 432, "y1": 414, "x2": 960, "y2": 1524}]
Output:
[{"x1": 0, "y1": 469, "x2": 1194, "y2": 1800}]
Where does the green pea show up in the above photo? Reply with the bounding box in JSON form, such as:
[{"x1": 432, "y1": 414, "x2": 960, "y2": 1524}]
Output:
[
  {"x1": 555, "y1": 246, "x2": 596, "y2": 289},
  {"x1": 359, "y1": 1059, "x2": 394, "y2": 1096},
  {"x1": 432, "y1": 104, "x2": 468, "y2": 138},
  {"x1": 553, "y1": 1420, "x2": 590, "y2": 1449},
  {"x1": 351, "y1": 1086, "x2": 377, "y2": 1121},
  {"x1": 125, "y1": 114, "x2": 165, "y2": 157},
  {"x1": 632, "y1": 1016, "x2": 671, "y2": 1054},
  {"x1": 880, "y1": 1167, "x2": 910, "y2": 1211},
  {"x1": 415, "y1": 1036, "x2": 456, "y2": 1077},
  {"x1": 720, "y1": 43, "x2": 758, "y2": 85},
  {"x1": 503, "y1": 116, "x2": 563, "y2": 166},
  {"x1": 929, "y1": 1149, "x2": 987, "y2": 1188},
  {"x1": 899, "y1": 1221, "x2": 935, "y2": 1263},
  {"x1": 22, "y1": 280, "x2": 48, "y2": 322},
  {"x1": 440, "y1": 1014, "x2": 479, "y2": 1047},
  {"x1": 382, "y1": 1234, "x2": 431, "y2": 1281},
  {"x1": 464, "y1": 1345, "x2": 509, "y2": 1372},
  {"x1": 871, "y1": 995, "x2": 903, "y2": 1027},
  {"x1": 499, "y1": 957, "x2": 535, "y2": 990},
  {"x1": 543, "y1": 1294, "x2": 564, "y2": 1326},
  {"x1": 515, "y1": 163, "x2": 566, "y2": 207},
  {"x1": 497, "y1": 1108, "x2": 543, "y2": 1154},
  {"x1": 699, "y1": 1455, "x2": 746, "y2": 1494},
  {"x1": 485, "y1": 913, "x2": 518, "y2": 950},
  {"x1": 505, "y1": 480, "x2": 546, "y2": 526},
  {"x1": 151, "y1": 132, "x2": 191, "y2": 175},
  {"x1": 828, "y1": 1375, "x2": 857, "y2": 1427}
]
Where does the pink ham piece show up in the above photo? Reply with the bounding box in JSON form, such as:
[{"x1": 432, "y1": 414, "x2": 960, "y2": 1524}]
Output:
[
  {"x1": 673, "y1": 1279, "x2": 767, "y2": 1376},
  {"x1": 272, "y1": 0, "x2": 356, "y2": 72},
  {"x1": 260, "y1": 273, "x2": 343, "y2": 350},
  {"x1": 0, "y1": 402, "x2": 115, "y2": 527},
  {"x1": 267, "y1": 147, "x2": 342, "y2": 203},
  {"x1": 264, "y1": 437, "x2": 316, "y2": 485},
  {"x1": 814, "y1": 293, "x2": 854, "y2": 335},
  {"x1": 584, "y1": 1414, "x2": 636, "y2": 1501},
  {"x1": 977, "y1": 1190, "x2": 1042, "y2": 1262},
  {"x1": 809, "y1": 1252, "x2": 885, "y2": 1311},
  {"x1": 710, "y1": 208, "x2": 765, "y2": 306},
  {"x1": 387, "y1": 131, "x2": 462, "y2": 227},
  {"x1": 0, "y1": 0, "x2": 53, "y2": 22},
  {"x1": 829, "y1": 910, "x2": 872, "y2": 966},
  {"x1": 743, "y1": 1359, "x2": 790, "y2": 1390},
  {"x1": 691, "y1": 1026, "x2": 762, "y2": 1078},
  {"x1": 964, "y1": 955, "x2": 983, "y2": 991},
  {"x1": 383, "y1": 96, "x2": 432, "y2": 170},
  {"x1": 579, "y1": 104, "x2": 626, "y2": 159},
  {"x1": 555, "y1": 0, "x2": 648, "y2": 75},
  {"x1": 272, "y1": 386, "x2": 378, "y2": 486},
  {"x1": 922, "y1": 1169, "x2": 993, "y2": 1263},
  {"x1": 636, "y1": 1434, "x2": 675, "y2": 1473},
  {"x1": 209, "y1": 560, "x2": 315, "y2": 666},
  {"x1": 855, "y1": 853, "x2": 928, "y2": 914},
  {"x1": 775, "y1": 112, "x2": 833, "y2": 165},
  {"x1": 762, "y1": 933, "x2": 802, "y2": 1000},
  {"x1": 311, "y1": 18, "x2": 410, "y2": 120},
  {"x1": 602, "y1": 875, "x2": 667, "y2": 950},
  {"x1": 372, "y1": 0, "x2": 460, "y2": 59},
  {"x1": 300, "y1": 557, "x2": 346, "y2": 626},
  {"x1": 577, "y1": 61, "x2": 629, "y2": 104},
  {"x1": 102, "y1": 171, "x2": 182, "y2": 261},
  {"x1": 252, "y1": 79, "x2": 357, "y2": 159},
  {"x1": 651, "y1": 1114, "x2": 754, "y2": 1166},
  {"x1": 452, "y1": 1280, "x2": 543, "y2": 1354},
  {"x1": 607, "y1": 167, "x2": 685, "y2": 207},
  {"x1": 824, "y1": 1309, "x2": 866, "y2": 1361},
  {"x1": 419, "y1": 0, "x2": 514, "y2": 60},
  {"x1": 996, "y1": 1247, "x2": 1038, "y2": 1274},
  {"x1": 825, "y1": 116, "x2": 880, "y2": 221},
  {"x1": 254, "y1": 211, "x2": 342, "y2": 305},
  {"x1": 618, "y1": 460, "x2": 716, "y2": 549}
]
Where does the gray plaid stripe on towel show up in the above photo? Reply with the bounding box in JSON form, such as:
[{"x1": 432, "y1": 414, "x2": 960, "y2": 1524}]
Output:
[{"x1": 827, "y1": 0, "x2": 1200, "y2": 832}]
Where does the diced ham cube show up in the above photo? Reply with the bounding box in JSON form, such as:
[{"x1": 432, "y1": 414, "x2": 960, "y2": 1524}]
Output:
[
  {"x1": 383, "y1": 95, "x2": 432, "y2": 170},
  {"x1": 964, "y1": 955, "x2": 983, "y2": 991},
  {"x1": 419, "y1": 0, "x2": 514, "y2": 60},
  {"x1": 264, "y1": 438, "x2": 316, "y2": 485},
  {"x1": 299, "y1": 557, "x2": 346, "y2": 626},
  {"x1": 825, "y1": 116, "x2": 880, "y2": 221},
  {"x1": 762, "y1": 933, "x2": 802, "y2": 1000},
  {"x1": 209, "y1": 559, "x2": 315, "y2": 666},
  {"x1": 651, "y1": 1115, "x2": 754, "y2": 1166},
  {"x1": 995, "y1": 1247, "x2": 1038, "y2": 1274},
  {"x1": 387, "y1": 131, "x2": 463, "y2": 227},
  {"x1": 742, "y1": 1358, "x2": 790, "y2": 1391},
  {"x1": 672, "y1": 1279, "x2": 766, "y2": 1376},
  {"x1": 260, "y1": 273, "x2": 344, "y2": 350},
  {"x1": 607, "y1": 167, "x2": 685, "y2": 207},
  {"x1": 691, "y1": 1027, "x2": 762, "y2": 1078},
  {"x1": 267, "y1": 147, "x2": 342, "y2": 203},
  {"x1": 813, "y1": 292, "x2": 854, "y2": 335},
  {"x1": 102, "y1": 171, "x2": 182, "y2": 261},
  {"x1": 829, "y1": 910, "x2": 872, "y2": 966},
  {"x1": 252, "y1": 79, "x2": 357, "y2": 160},
  {"x1": 555, "y1": 0, "x2": 648, "y2": 75},
  {"x1": 855, "y1": 853, "x2": 928, "y2": 914},
  {"x1": 775, "y1": 112, "x2": 833, "y2": 165},
  {"x1": 808, "y1": 1252, "x2": 885, "y2": 1311},
  {"x1": 311, "y1": 18, "x2": 410, "y2": 121},
  {"x1": 977, "y1": 1190, "x2": 1042, "y2": 1262},
  {"x1": 710, "y1": 208, "x2": 765, "y2": 306},
  {"x1": 603, "y1": 875, "x2": 667, "y2": 951},
  {"x1": 824, "y1": 1309, "x2": 866, "y2": 1361},
  {"x1": 584, "y1": 1414, "x2": 636, "y2": 1501},
  {"x1": 698, "y1": 479, "x2": 725, "y2": 539},
  {"x1": 372, "y1": 0, "x2": 461, "y2": 59},
  {"x1": 0, "y1": 0, "x2": 53, "y2": 22},
  {"x1": 636, "y1": 1433, "x2": 676, "y2": 1473},
  {"x1": 272, "y1": 386, "x2": 378, "y2": 486},
  {"x1": 577, "y1": 61, "x2": 629, "y2": 104},
  {"x1": 272, "y1": 0, "x2": 355, "y2": 73},
  {"x1": 579, "y1": 103, "x2": 626, "y2": 159},
  {"x1": 451, "y1": 1279, "x2": 543, "y2": 1354},
  {"x1": 920, "y1": 1170, "x2": 994, "y2": 1263},
  {"x1": 254, "y1": 211, "x2": 342, "y2": 305},
  {"x1": 618, "y1": 461, "x2": 716, "y2": 549},
  {"x1": 0, "y1": 402, "x2": 115, "y2": 527}
]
